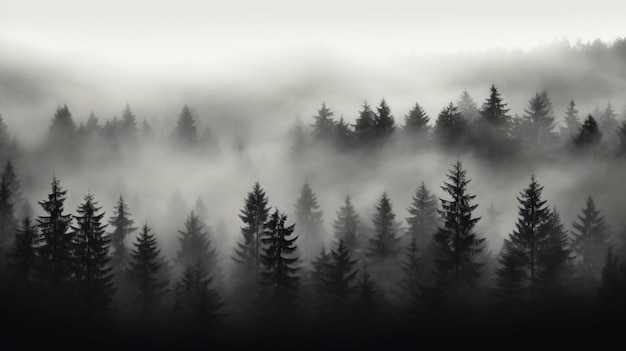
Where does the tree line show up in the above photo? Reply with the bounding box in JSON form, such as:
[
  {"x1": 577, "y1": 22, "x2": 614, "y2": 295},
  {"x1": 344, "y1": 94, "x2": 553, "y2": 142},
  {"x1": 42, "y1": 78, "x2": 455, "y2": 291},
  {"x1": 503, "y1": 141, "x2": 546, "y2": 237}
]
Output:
[{"x1": 0, "y1": 157, "x2": 625, "y2": 344}]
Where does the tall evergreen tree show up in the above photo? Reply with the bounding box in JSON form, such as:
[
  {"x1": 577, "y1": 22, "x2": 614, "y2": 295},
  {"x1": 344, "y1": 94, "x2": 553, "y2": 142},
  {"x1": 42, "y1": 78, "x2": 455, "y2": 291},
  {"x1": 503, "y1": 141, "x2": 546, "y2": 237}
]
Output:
[
  {"x1": 332, "y1": 195, "x2": 362, "y2": 254},
  {"x1": 406, "y1": 181, "x2": 439, "y2": 250},
  {"x1": 519, "y1": 91, "x2": 556, "y2": 147},
  {"x1": 400, "y1": 236, "x2": 421, "y2": 308},
  {"x1": 126, "y1": 224, "x2": 169, "y2": 318},
  {"x1": 456, "y1": 89, "x2": 480, "y2": 122},
  {"x1": 71, "y1": 193, "x2": 115, "y2": 319},
  {"x1": 599, "y1": 101, "x2": 619, "y2": 146},
  {"x1": 259, "y1": 209, "x2": 300, "y2": 318},
  {"x1": 36, "y1": 177, "x2": 74, "y2": 303},
  {"x1": 562, "y1": 99, "x2": 581, "y2": 142},
  {"x1": 323, "y1": 239, "x2": 359, "y2": 300},
  {"x1": 354, "y1": 102, "x2": 376, "y2": 145},
  {"x1": 434, "y1": 102, "x2": 467, "y2": 148},
  {"x1": 174, "y1": 262, "x2": 224, "y2": 329},
  {"x1": 172, "y1": 105, "x2": 198, "y2": 149},
  {"x1": 311, "y1": 103, "x2": 336, "y2": 141},
  {"x1": 3, "y1": 160, "x2": 24, "y2": 218},
  {"x1": 0, "y1": 114, "x2": 10, "y2": 154},
  {"x1": 479, "y1": 84, "x2": 510, "y2": 127},
  {"x1": 49, "y1": 105, "x2": 77, "y2": 142},
  {"x1": 120, "y1": 104, "x2": 139, "y2": 142},
  {"x1": 433, "y1": 160, "x2": 484, "y2": 293},
  {"x1": 294, "y1": 181, "x2": 325, "y2": 266},
  {"x1": 8, "y1": 216, "x2": 38, "y2": 297},
  {"x1": 175, "y1": 210, "x2": 220, "y2": 284},
  {"x1": 598, "y1": 249, "x2": 625, "y2": 303},
  {"x1": 403, "y1": 102, "x2": 430, "y2": 134},
  {"x1": 366, "y1": 192, "x2": 401, "y2": 259},
  {"x1": 374, "y1": 99, "x2": 396, "y2": 140},
  {"x1": 233, "y1": 182, "x2": 270, "y2": 276},
  {"x1": 0, "y1": 173, "x2": 16, "y2": 262},
  {"x1": 571, "y1": 196, "x2": 610, "y2": 280},
  {"x1": 108, "y1": 195, "x2": 137, "y2": 275},
  {"x1": 574, "y1": 115, "x2": 602, "y2": 147},
  {"x1": 335, "y1": 116, "x2": 354, "y2": 150}
]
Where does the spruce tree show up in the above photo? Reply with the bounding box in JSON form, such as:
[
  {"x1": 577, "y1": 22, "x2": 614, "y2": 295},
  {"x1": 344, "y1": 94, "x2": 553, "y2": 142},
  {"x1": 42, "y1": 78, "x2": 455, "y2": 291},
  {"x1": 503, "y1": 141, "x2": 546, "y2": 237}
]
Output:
[
  {"x1": 126, "y1": 224, "x2": 169, "y2": 318},
  {"x1": 598, "y1": 249, "x2": 625, "y2": 303},
  {"x1": 233, "y1": 182, "x2": 270, "y2": 276},
  {"x1": 311, "y1": 103, "x2": 336, "y2": 141},
  {"x1": 366, "y1": 192, "x2": 401, "y2": 259},
  {"x1": 354, "y1": 102, "x2": 376, "y2": 145},
  {"x1": 174, "y1": 263, "x2": 224, "y2": 329},
  {"x1": 400, "y1": 236, "x2": 421, "y2": 308},
  {"x1": 599, "y1": 101, "x2": 619, "y2": 146},
  {"x1": 324, "y1": 239, "x2": 358, "y2": 300},
  {"x1": 406, "y1": 181, "x2": 439, "y2": 251},
  {"x1": 120, "y1": 104, "x2": 138, "y2": 142},
  {"x1": 294, "y1": 181, "x2": 324, "y2": 266},
  {"x1": 71, "y1": 193, "x2": 115, "y2": 319},
  {"x1": 36, "y1": 177, "x2": 74, "y2": 304},
  {"x1": 173, "y1": 105, "x2": 198, "y2": 149},
  {"x1": 520, "y1": 91, "x2": 556, "y2": 147},
  {"x1": 310, "y1": 247, "x2": 331, "y2": 296},
  {"x1": 571, "y1": 196, "x2": 609, "y2": 280},
  {"x1": 49, "y1": 105, "x2": 77, "y2": 142},
  {"x1": 479, "y1": 84, "x2": 510, "y2": 127},
  {"x1": 335, "y1": 116, "x2": 353, "y2": 150},
  {"x1": 3, "y1": 160, "x2": 24, "y2": 218},
  {"x1": 374, "y1": 99, "x2": 395, "y2": 140},
  {"x1": 456, "y1": 89, "x2": 480, "y2": 122},
  {"x1": 259, "y1": 209, "x2": 300, "y2": 318},
  {"x1": 0, "y1": 114, "x2": 9, "y2": 154},
  {"x1": 175, "y1": 210, "x2": 220, "y2": 283},
  {"x1": 8, "y1": 216, "x2": 38, "y2": 297},
  {"x1": 434, "y1": 102, "x2": 466, "y2": 148},
  {"x1": 108, "y1": 195, "x2": 137, "y2": 275},
  {"x1": 403, "y1": 101, "x2": 430, "y2": 135},
  {"x1": 433, "y1": 160, "x2": 484, "y2": 293},
  {"x1": 332, "y1": 195, "x2": 362, "y2": 254},
  {"x1": 0, "y1": 173, "x2": 16, "y2": 262},
  {"x1": 575, "y1": 115, "x2": 602, "y2": 147},
  {"x1": 538, "y1": 209, "x2": 574, "y2": 297},
  {"x1": 563, "y1": 99, "x2": 581, "y2": 142}
]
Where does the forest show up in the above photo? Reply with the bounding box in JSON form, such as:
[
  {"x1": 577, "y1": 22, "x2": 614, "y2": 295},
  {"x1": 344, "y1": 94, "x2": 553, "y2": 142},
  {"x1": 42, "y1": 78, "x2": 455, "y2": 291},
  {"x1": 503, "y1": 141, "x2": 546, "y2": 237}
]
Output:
[{"x1": 1, "y1": 38, "x2": 626, "y2": 348}]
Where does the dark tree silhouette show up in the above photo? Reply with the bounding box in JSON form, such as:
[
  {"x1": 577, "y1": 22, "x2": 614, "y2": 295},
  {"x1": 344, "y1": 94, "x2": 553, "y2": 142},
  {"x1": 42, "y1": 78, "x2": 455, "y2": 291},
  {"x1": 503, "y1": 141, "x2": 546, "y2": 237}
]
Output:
[
  {"x1": 434, "y1": 102, "x2": 467, "y2": 148},
  {"x1": 400, "y1": 236, "x2": 421, "y2": 308},
  {"x1": 598, "y1": 249, "x2": 625, "y2": 303},
  {"x1": 174, "y1": 263, "x2": 224, "y2": 330},
  {"x1": 71, "y1": 193, "x2": 115, "y2": 320},
  {"x1": 126, "y1": 224, "x2": 168, "y2": 318},
  {"x1": 562, "y1": 99, "x2": 581, "y2": 142},
  {"x1": 403, "y1": 102, "x2": 430, "y2": 134},
  {"x1": 294, "y1": 181, "x2": 324, "y2": 265},
  {"x1": 406, "y1": 181, "x2": 439, "y2": 251},
  {"x1": 0, "y1": 173, "x2": 16, "y2": 262},
  {"x1": 366, "y1": 192, "x2": 400, "y2": 259},
  {"x1": 311, "y1": 103, "x2": 336, "y2": 141},
  {"x1": 571, "y1": 196, "x2": 609, "y2": 280},
  {"x1": 432, "y1": 160, "x2": 484, "y2": 293},
  {"x1": 374, "y1": 99, "x2": 396, "y2": 140},
  {"x1": 259, "y1": 209, "x2": 300, "y2": 320},
  {"x1": 479, "y1": 84, "x2": 510, "y2": 127},
  {"x1": 3, "y1": 159, "x2": 24, "y2": 218},
  {"x1": 172, "y1": 105, "x2": 198, "y2": 149},
  {"x1": 332, "y1": 195, "x2": 362, "y2": 254},
  {"x1": 36, "y1": 177, "x2": 74, "y2": 304},
  {"x1": 49, "y1": 105, "x2": 77, "y2": 142},
  {"x1": 108, "y1": 195, "x2": 137, "y2": 276},
  {"x1": 233, "y1": 182, "x2": 270, "y2": 276},
  {"x1": 519, "y1": 91, "x2": 556, "y2": 147},
  {"x1": 175, "y1": 210, "x2": 220, "y2": 283},
  {"x1": 335, "y1": 116, "x2": 354, "y2": 150},
  {"x1": 7, "y1": 216, "x2": 38, "y2": 297},
  {"x1": 354, "y1": 102, "x2": 376, "y2": 145},
  {"x1": 575, "y1": 115, "x2": 602, "y2": 147}
]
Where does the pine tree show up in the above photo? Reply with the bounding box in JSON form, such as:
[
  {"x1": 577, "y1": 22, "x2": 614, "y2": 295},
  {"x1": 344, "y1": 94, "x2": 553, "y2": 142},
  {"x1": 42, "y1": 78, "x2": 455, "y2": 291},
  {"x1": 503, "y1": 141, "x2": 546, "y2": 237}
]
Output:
[
  {"x1": 192, "y1": 197, "x2": 209, "y2": 223},
  {"x1": 434, "y1": 102, "x2": 467, "y2": 148},
  {"x1": 36, "y1": 177, "x2": 74, "y2": 303},
  {"x1": 310, "y1": 247, "x2": 331, "y2": 296},
  {"x1": 71, "y1": 193, "x2": 115, "y2": 319},
  {"x1": 108, "y1": 195, "x2": 137, "y2": 275},
  {"x1": 366, "y1": 192, "x2": 401, "y2": 259},
  {"x1": 332, "y1": 195, "x2": 362, "y2": 254},
  {"x1": 120, "y1": 104, "x2": 138, "y2": 142},
  {"x1": 173, "y1": 105, "x2": 198, "y2": 149},
  {"x1": 599, "y1": 101, "x2": 619, "y2": 146},
  {"x1": 126, "y1": 224, "x2": 169, "y2": 318},
  {"x1": 324, "y1": 239, "x2": 359, "y2": 300},
  {"x1": 259, "y1": 209, "x2": 300, "y2": 318},
  {"x1": 354, "y1": 102, "x2": 376, "y2": 145},
  {"x1": 294, "y1": 181, "x2": 325, "y2": 266},
  {"x1": 49, "y1": 105, "x2": 77, "y2": 142},
  {"x1": 374, "y1": 99, "x2": 396, "y2": 140},
  {"x1": 574, "y1": 115, "x2": 602, "y2": 147},
  {"x1": 311, "y1": 103, "x2": 336, "y2": 141},
  {"x1": 456, "y1": 89, "x2": 480, "y2": 122},
  {"x1": 174, "y1": 262, "x2": 224, "y2": 330},
  {"x1": 3, "y1": 159, "x2": 24, "y2": 218},
  {"x1": 404, "y1": 102, "x2": 430, "y2": 134},
  {"x1": 406, "y1": 181, "x2": 439, "y2": 250},
  {"x1": 400, "y1": 237, "x2": 421, "y2": 308},
  {"x1": 355, "y1": 265, "x2": 382, "y2": 320},
  {"x1": 233, "y1": 182, "x2": 270, "y2": 276},
  {"x1": 335, "y1": 116, "x2": 354, "y2": 150},
  {"x1": 433, "y1": 160, "x2": 484, "y2": 293},
  {"x1": 0, "y1": 173, "x2": 16, "y2": 262},
  {"x1": 538, "y1": 209, "x2": 574, "y2": 297},
  {"x1": 598, "y1": 249, "x2": 625, "y2": 303},
  {"x1": 520, "y1": 91, "x2": 556, "y2": 147},
  {"x1": 571, "y1": 196, "x2": 610, "y2": 280},
  {"x1": 479, "y1": 84, "x2": 510, "y2": 127},
  {"x1": 175, "y1": 211, "x2": 220, "y2": 282},
  {"x1": 563, "y1": 99, "x2": 581, "y2": 142},
  {"x1": 8, "y1": 216, "x2": 38, "y2": 296}
]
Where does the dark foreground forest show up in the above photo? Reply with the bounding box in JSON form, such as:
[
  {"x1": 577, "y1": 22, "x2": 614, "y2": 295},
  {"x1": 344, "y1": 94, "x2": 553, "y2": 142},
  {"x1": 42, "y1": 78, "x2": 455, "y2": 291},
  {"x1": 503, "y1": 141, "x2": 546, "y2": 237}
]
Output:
[{"x1": 2, "y1": 39, "x2": 626, "y2": 349}]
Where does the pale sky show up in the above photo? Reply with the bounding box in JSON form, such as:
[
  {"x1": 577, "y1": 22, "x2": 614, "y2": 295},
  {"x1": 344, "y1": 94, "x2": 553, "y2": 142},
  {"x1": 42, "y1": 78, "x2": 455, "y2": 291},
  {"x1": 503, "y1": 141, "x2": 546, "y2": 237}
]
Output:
[{"x1": 1, "y1": 0, "x2": 625, "y2": 66}]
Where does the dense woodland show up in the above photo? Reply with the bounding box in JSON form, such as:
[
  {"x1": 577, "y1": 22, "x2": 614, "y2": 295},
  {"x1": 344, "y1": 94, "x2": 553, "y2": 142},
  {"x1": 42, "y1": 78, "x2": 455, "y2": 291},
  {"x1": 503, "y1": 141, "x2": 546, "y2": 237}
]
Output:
[{"x1": 2, "y1": 39, "x2": 626, "y2": 348}]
